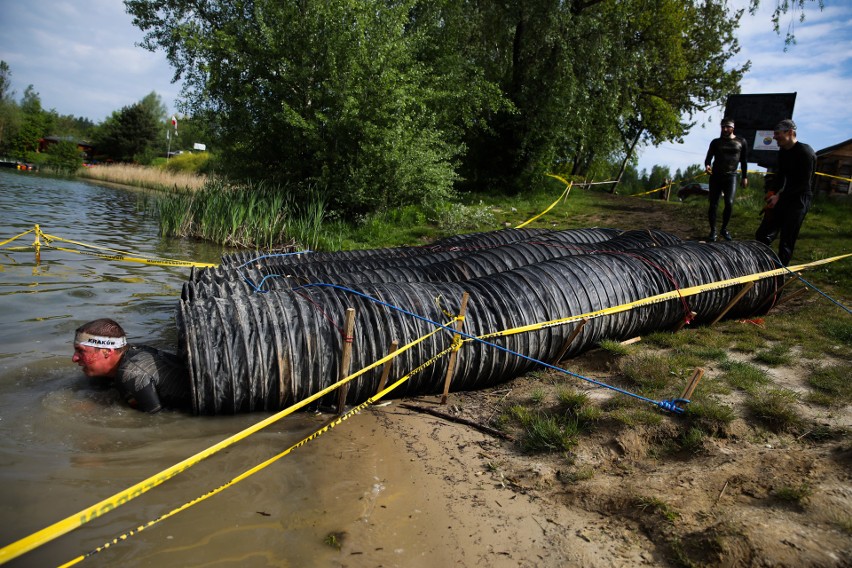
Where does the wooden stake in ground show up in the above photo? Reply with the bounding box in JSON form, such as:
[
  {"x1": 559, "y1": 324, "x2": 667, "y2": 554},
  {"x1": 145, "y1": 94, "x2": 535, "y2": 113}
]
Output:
[
  {"x1": 336, "y1": 308, "x2": 357, "y2": 415},
  {"x1": 550, "y1": 318, "x2": 589, "y2": 364},
  {"x1": 678, "y1": 368, "x2": 704, "y2": 410},
  {"x1": 709, "y1": 281, "x2": 755, "y2": 326},
  {"x1": 376, "y1": 339, "x2": 399, "y2": 395},
  {"x1": 441, "y1": 292, "x2": 470, "y2": 405}
]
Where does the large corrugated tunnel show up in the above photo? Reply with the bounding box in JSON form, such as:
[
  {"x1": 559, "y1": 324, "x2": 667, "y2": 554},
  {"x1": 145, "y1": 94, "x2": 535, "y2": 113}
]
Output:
[{"x1": 177, "y1": 239, "x2": 783, "y2": 415}]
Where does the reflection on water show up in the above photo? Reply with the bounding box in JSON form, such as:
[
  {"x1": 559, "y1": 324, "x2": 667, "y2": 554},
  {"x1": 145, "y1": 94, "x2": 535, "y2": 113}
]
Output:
[{"x1": 0, "y1": 170, "x2": 434, "y2": 567}]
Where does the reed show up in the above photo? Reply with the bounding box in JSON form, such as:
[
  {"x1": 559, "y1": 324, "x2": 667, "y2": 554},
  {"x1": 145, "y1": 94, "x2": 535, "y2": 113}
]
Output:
[{"x1": 79, "y1": 163, "x2": 207, "y2": 192}]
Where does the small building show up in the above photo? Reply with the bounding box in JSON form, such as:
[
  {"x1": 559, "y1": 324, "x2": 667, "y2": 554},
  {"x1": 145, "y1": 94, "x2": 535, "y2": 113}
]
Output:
[
  {"x1": 37, "y1": 136, "x2": 95, "y2": 162},
  {"x1": 815, "y1": 138, "x2": 852, "y2": 194}
]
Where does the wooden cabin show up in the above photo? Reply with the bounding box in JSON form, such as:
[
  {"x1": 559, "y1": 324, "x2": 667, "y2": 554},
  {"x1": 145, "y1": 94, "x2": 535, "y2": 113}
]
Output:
[
  {"x1": 815, "y1": 138, "x2": 852, "y2": 194},
  {"x1": 37, "y1": 136, "x2": 95, "y2": 162}
]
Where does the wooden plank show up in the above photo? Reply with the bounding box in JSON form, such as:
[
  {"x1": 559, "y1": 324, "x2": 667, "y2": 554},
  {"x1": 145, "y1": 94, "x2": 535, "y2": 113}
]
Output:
[
  {"x1": 376, "y1": 339, "x2": 399, "y2": 395},
  {"x1": 709, "y1": 281, "x2": 756, "y2": 326},
  {"x1": 441, "y1": 292, "x2": 470, "y2": 405},
  {"x1": 550, "y1": 318, "x2": 588, "y2": 364},
  {"x1": 336, "y1": 308, "x2": 357, "y2": 415}
]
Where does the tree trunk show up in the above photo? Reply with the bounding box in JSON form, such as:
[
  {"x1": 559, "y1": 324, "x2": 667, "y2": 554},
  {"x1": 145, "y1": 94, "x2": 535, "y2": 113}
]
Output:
[{"x1": 611, "y1": 129, "x2": 644, "y2": 194}]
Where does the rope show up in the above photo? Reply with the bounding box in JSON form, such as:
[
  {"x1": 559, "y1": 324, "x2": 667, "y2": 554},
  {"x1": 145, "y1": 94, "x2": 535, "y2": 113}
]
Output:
[
  {"x1": 297, "y1": 283, "x2": 688, "y2": 412},
  {"x1": 0, "y1": 323, "x2": 446, "y2": 565},
  {"x1": 57, "y1": 323, "x2": 456, "y2": 568},
  {"x1": 515, "y1": 175, "x2": 572, "y2": 228},
  {"x1": 0, "y1": 225, "x2": 217, "y2": 269}
]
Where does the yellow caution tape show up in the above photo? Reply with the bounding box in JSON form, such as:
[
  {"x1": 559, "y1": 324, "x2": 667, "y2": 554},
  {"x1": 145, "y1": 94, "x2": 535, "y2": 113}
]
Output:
[
  {"x1": 0, "y1": 225, "x2": 218, "y2": 269},
  {"x1": 815, "y1": 171, "x2": 852, "y2": 184},
  {"x1": 0, "y1": 227, "x2": 36, "y2": 248},
  {"x1": 515, "y1": 175, "x2": 573, "y2": 228},
  {"x1": 473, "y1": 253, "x2": 851, "y2": 342},
  {"x1": 59, "y1": 329, "x2": 457, "y2": 567},
  {"x1": 0, "y1": 321, "x2": 449, "y2": 565}
]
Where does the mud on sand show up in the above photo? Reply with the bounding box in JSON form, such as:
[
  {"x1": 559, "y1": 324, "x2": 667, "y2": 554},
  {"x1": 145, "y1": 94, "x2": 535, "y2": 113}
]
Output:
[{"x1": 340, "y1": 348, "x2": 850, "y2": 568}]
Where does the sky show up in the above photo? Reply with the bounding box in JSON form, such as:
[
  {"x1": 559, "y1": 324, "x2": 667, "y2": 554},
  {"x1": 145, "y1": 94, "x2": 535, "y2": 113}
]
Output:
[{"x1": 1, "y1": 0, "x2": 850, "y2": 174}]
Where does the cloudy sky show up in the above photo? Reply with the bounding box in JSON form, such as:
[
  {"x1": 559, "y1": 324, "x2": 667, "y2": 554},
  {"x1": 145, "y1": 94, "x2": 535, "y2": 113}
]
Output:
[{"x1": 1, "y1": 0, "x2": 850, "y2": 175}]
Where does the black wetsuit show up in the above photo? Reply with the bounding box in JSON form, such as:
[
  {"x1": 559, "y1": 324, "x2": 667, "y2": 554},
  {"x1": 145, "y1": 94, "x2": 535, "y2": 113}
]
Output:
[
  {"x1": 705, "y1": 135, "x2": 749, "y2": 233},
  {"x1": 115, "y1": 345, "x2": 191, "y2": 413},
  {"x1": 755, "y1": 141, "x2": 816, "y2": 266}
]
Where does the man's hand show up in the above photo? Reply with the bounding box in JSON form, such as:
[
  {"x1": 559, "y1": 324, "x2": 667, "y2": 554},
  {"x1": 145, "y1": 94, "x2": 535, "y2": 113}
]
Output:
[
  {"x1": 705, "y1": 165, "x2": 712, "y2": 175},
  {"x1": 762, "y1": 191, "x2": 778, "y2": 213},
  {"x1": 740, "y1": 177, "x2": 749, "y2": 188}
]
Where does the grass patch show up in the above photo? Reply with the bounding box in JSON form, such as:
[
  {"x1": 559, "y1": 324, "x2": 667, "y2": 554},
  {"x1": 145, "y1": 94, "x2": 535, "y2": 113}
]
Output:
[
  {"x1": 599, "y1": 339, "x2": 634, "y2": 357},
  {"x1": 720, "y1": 360, "x2": 770, "y2": 393},
  {"x1": 806, "y1": 362, "x2": 852, "y2": 406},
  {"x1": 773, "y1": 483, "x2": 812, "y2": 504},
  {"x1": 505, "y1": 406, "x2": 579, "y2": 453},
  {"x1": 745, "y1": 388, "x2": 804, "y2": 433},
  {"x1": 618, "y1": 352, "x2": 679, "y2": 395},
  {"x1": 753, "y1": 344, "x2": 793, "y2": 366},
  {"x1": 635, "y1": 495, "x2": 680, "y2": 523},
  {"x1": 609, "y1": 406, "x2": 664, "y2": 427},
  {"x1": 685, "y1": 399, "x2": 736, "y2": 433}
]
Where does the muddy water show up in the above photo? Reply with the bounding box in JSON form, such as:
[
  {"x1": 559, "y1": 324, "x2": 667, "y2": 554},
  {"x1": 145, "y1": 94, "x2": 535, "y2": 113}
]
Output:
[{"x1": 0, "y1": 170, "x2": 441, "y2": 567}]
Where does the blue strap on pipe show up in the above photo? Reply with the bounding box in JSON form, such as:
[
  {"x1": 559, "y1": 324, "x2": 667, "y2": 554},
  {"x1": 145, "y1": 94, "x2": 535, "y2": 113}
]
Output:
[
  {"x1": 295, "y1": 282, "x2": 690, "y2": 413},
  {"x1": 236, "y1": 250, "x2": 313, "y2": 269}
]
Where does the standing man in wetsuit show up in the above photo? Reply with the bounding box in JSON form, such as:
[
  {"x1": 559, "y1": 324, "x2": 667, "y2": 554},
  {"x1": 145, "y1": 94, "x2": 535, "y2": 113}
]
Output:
[
  {"x1": 71, "y1": 318, "x2": 191, "y2": 413},
  {"x1": 755, "y1": 119, "x2": 816, "y2": 266},
  {"x1": 704, "y1": 117, "x2": 749, "y2": 241}
]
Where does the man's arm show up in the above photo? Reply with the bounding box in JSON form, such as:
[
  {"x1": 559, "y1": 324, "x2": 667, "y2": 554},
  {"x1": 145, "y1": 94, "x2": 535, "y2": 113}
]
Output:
[
  {"x1": 739, "y1": 137, "x2": 749, "y2": 187},
  {"x1": 704, "y1": 139, "x2": 717, "y2": 174}
]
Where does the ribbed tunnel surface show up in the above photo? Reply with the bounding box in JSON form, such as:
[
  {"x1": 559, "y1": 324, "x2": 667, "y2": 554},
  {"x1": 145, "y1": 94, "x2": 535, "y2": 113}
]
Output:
[
  {"x1": 177, "y1": 238, "x2": 783, "y2": 415},
  {"x1": 183, "y1": 229, "x2": 681, "y2": 302}
]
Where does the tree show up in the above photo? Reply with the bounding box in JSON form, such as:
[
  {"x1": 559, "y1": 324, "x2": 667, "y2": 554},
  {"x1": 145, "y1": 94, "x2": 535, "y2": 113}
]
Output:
[
  {"x1": 0, "y1": 60, "x2": 20, "y2": 153},
  {"x1": 9, "y1": 85, "x2": 50, "y2": 159},
  {"x1": 95, "y1": 100, "x2": 161, "y2": 162},
  {"x1": 43, "y1": 140, "x2": 84, "y2": 172},
  {"x1": 127, "y1": 0, "x2": 466, "y2": 214}
]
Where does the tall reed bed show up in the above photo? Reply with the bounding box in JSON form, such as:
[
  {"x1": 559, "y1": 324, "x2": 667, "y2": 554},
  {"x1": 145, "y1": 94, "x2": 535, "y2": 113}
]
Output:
[
  {"x1": 79, "y1": 163, "x2": 208, "y2": 192},
  {"x1": 156, "y1": 178, "x2": 340, "y2": 250}
]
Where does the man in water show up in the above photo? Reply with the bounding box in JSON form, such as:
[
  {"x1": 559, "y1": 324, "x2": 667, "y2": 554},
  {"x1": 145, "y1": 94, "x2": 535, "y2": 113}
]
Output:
[
  {"x1": 72, "y1": 318, "x2": 190, "y2": 413},
  {"x1": 704, "y1": 117, "x2": 749, "y2": 242},
  {"x1": 755, "y1": 119, "x2": 816, "y2": 266}
]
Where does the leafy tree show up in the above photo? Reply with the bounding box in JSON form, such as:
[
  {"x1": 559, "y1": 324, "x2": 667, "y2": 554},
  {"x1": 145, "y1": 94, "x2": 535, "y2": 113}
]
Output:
[
  {"x1": 43, "y1": 139, "x2": 84, "y2": 172},
  {"x1": 95, "y1": 99, "x2": 162, "y2": 162},
  {"x1": 127, "y1": 0, "x2": 464, "y2": 214},
  {"x1": 9, "y1": 86, "x2": 50, "y2": 160},
  {"x1": 124, "y1": 0, "x2": 822, "y2": 214},
  {"x1": 0, "y1": 60, "x2": 20, "y2": 153}
]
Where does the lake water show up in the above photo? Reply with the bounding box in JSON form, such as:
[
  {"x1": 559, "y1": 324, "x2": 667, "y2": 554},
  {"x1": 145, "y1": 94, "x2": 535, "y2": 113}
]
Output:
[{"x1": 0, "y1": 169, "x2": 440, "y2": 567}]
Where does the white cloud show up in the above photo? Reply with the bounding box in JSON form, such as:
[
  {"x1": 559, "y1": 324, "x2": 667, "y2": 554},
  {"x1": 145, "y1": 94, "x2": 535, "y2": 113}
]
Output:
[{"x1": 0, "y1": 0, "x2": 180, "y2": 122}]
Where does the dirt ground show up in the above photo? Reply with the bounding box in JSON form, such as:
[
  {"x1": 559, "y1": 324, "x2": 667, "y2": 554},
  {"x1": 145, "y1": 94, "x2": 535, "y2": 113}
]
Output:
[{"x1": 365, "y1": 347, "x2": 850, "y2": 568}]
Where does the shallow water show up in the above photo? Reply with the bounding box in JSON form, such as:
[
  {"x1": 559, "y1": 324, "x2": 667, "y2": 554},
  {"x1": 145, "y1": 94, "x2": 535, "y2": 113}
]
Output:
[{"x1": 0, "y1": 170, "x2": 434, "y2": 567}]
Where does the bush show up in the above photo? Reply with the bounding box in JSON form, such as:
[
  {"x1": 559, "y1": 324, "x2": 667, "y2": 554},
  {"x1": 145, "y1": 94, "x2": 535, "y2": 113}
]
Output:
[{"x1": 163, "y1": 151, "x2": 212, "y2": 174}]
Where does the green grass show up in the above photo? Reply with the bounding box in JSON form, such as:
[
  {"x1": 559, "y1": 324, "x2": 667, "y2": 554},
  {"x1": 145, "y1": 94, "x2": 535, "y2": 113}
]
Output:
[
  {"x1": 745, "y1": 388, "x2": 804, "y2": 433},
  {"x1": 635, "y1": 496, "x2": 680, "y2": 523},
  {"x1": 806, "y1": 362, "x2": 852, "y2": 406},
  {"x1": 720, "y1": 360, "x2": 770, "y2": 393},
  {"x1": 753, "y1": 344, "x2": 793, "y2": 366},
  {"x1": 505, "y1": 405, "x2": 579, "y2": 453},
  {"x1": 773, "y1": 483, "x2": 812, "y2": 504}
]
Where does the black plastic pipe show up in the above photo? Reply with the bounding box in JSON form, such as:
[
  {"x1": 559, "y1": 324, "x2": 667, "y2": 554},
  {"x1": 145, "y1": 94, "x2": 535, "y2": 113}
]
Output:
[{"x1": 177, "y1": 240, "x2": 782, "y2": 415}]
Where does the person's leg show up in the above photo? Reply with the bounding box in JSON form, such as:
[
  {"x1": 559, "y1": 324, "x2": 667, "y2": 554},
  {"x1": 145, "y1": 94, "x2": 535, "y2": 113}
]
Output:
[
  {"x1": 755, "y1": 208, "x2": 779, "y2": 248},
  {"x1": 776, "y1": 196, "x2": 812, "y2": 266},
  {"x1": 720, "y1": 174, "x2": 737, "y2": 240},
  {"x1": 707, "y1": 178, "x2": 722, "y2": 240}
]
